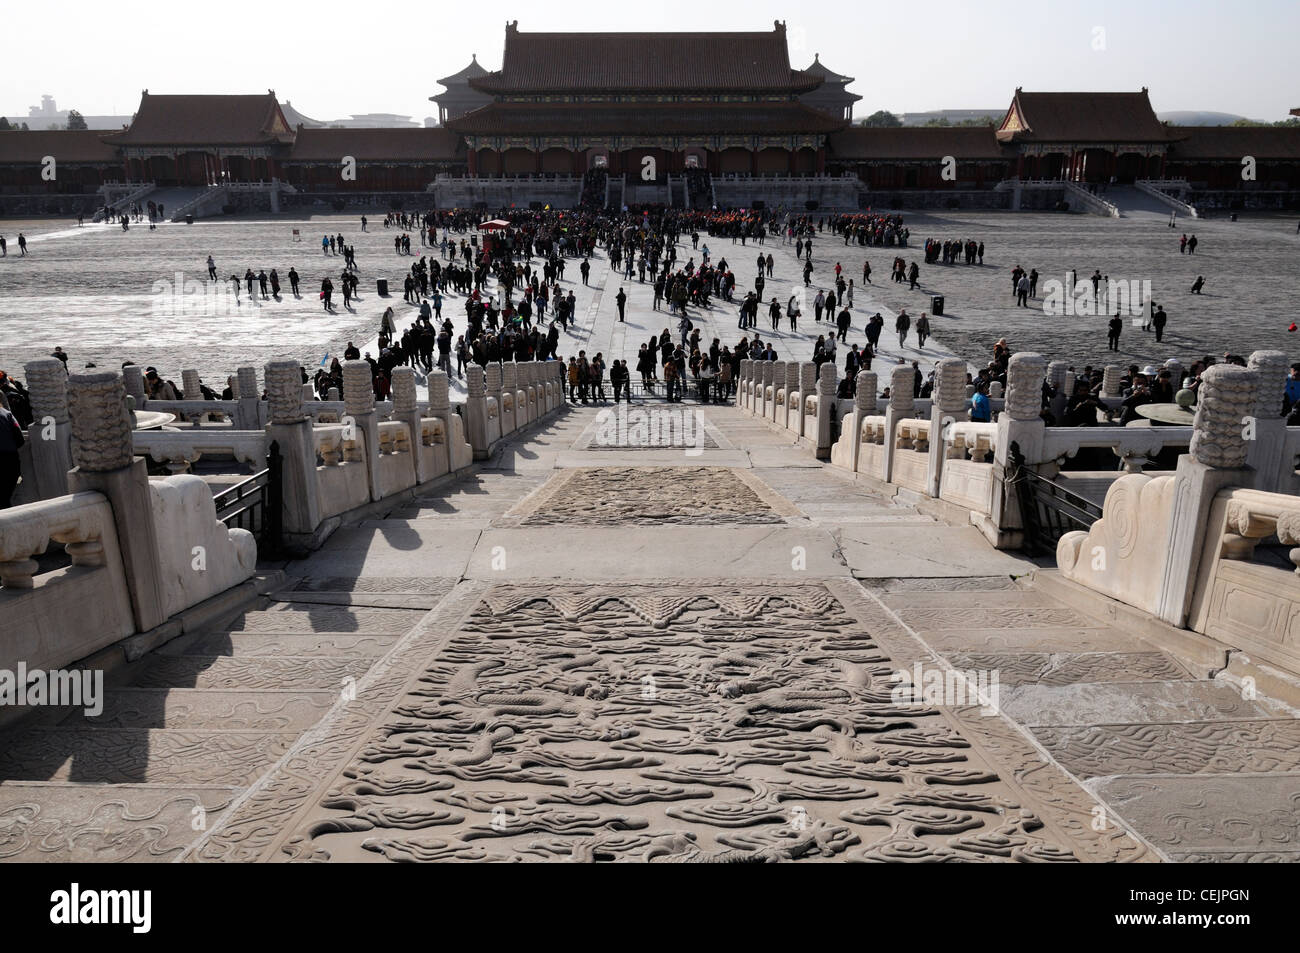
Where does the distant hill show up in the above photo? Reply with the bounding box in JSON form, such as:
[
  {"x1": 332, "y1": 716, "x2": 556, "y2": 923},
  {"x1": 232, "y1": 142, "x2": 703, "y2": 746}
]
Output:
[{"x1": 1157, "y1": 110, "x2": 1253, "y2": 126}]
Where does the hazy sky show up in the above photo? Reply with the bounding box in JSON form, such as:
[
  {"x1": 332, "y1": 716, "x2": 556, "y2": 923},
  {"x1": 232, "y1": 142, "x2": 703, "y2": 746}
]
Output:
[{"x1": 4, "y1": 0, "x2": 1296, "y2": 123}]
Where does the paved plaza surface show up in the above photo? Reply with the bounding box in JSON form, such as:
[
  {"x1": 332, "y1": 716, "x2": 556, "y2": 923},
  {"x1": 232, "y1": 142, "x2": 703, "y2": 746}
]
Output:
[
  {"x1": 1, "y1": 405, "x2": 1296, "y2": 863},
  {"x1": 3, "y1": 208, "x2": 1298, "y2": 399}
]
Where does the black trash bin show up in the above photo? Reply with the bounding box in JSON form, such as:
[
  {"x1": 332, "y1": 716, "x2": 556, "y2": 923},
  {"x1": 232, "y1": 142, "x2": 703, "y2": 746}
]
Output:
[
  {"x1": 931, "y1": 294, "x2": 945, "y2": 316},
  {"x1": 1230, "y1": 213, "x2": 1238, "y2": 222},
  {"x1": 185, "y1": 214, "x2": 194, "y2": 224},
  {"x1": 376, "y1": 278, "x2": 389, "y2": 296}
]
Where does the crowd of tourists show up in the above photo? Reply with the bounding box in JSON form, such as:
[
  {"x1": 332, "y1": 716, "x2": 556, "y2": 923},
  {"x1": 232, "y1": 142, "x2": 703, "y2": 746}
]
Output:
[{"x1": 4, "y1": 199, "x2": 1294, "y2": 511}]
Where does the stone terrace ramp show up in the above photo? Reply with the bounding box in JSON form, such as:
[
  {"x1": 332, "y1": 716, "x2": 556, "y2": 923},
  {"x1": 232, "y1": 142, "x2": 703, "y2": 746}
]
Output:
[{"x1": 0, "y1": 405, "x2": 1295, "y2": 862}]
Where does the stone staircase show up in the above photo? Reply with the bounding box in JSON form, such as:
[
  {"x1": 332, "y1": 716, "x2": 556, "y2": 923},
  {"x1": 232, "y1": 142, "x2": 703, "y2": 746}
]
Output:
[
  {"x1": 1063, "y1": 181, "x2": 1120, "y2": 217},
  {"x1": 865, "y1": 572, "x2": 1299, "y2": 862},
  {"x1": 0, "y1": 593, "x2": 430, "y2": 861},
  {"x1": 1104, "y1": 184, "x2": 1180, "y2": 221},
  {"x1": 623, "y1": 176, "x2": 671, "y2": 206},
  {"x1": 167, "y1": 186, "x2": 227, "y2": 222}
]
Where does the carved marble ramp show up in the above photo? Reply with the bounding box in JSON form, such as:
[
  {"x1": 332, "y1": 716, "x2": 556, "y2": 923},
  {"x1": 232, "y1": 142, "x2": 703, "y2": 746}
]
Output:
[
  {"x1": 865, "y1": 575, "x2": 1300, "y2": 862},
  {"x1": 182, "y1": 579, "x2": 1150, "y2": 863},
  {"x1": 0, "y1": 596, "x2": 437, "y2": 862},
  {"x1": 500, "y1": 466, "x2": 801, "y2": 526}
]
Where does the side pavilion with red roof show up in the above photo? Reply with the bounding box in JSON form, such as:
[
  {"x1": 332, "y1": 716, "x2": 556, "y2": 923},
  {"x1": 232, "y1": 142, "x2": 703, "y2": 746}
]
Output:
[
  {"x1": 103, "y1": 91, "x2": 296, "y2": 185},
  {"x1": 996, "y1": 88, "x2": 1176, "y2": 183}
]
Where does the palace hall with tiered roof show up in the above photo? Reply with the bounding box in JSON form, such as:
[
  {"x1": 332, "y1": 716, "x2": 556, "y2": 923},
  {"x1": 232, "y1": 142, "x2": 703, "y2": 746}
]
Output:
[{"x1": 1, "y1": 21, "x2": 1299, "y2": 196}]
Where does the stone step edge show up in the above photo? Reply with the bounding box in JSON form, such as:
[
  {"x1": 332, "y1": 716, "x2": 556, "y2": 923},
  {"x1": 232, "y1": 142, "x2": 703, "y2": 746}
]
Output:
[
  {"x1": 268, "y1": 592, "x2": 448, "y2": 609},
  {"x1": 0, "y1": 572, "x2": 286, "y2": 733},
  {"x1": 1029, "y1": 568, "x2": 1230, "y2": 677}
]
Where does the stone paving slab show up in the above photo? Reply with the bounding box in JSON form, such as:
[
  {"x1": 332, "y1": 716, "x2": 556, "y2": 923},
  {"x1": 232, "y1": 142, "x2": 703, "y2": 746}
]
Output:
[
  {"x1": 918, "y1": 626, "x2": 1143, "y2": 654},
  {"x1": 747, "y1": 449, "x2": 828, "y2": 468},
  {"x1": 1090, "y1": 774, "x2": 1300, "y2": 859},
  {"x1": 554, "y1": 449, "x2": 753, "y2": 468},
  {"x1": 392, "y1": 478, "x2": 553, "y2": 520},
  {"x1": 279, "y1": 575, "x2": 457, "y2": 594},
  {"x1": 269, "y1": 592, "x2": 450, "y2": 609},
  {"x1": 860, "y1": 575, "x2": 1022, "y2": 592},
  {"x1": 944, "y1": 651, "x2": 1193, "y2": 688},
  {"x1": 1034, "y1": 719, "x2": 1300, "y2": 778},
  {"x1": 282, "y1": 524, "x2": 484, "y2": 580},
  {"x1": 839, "y1": 524, "x2": 1036, "y2": 577},
  {"x1": 58, "y1": 689, "x2": 338, "y2": 732},
  {"x1": 0, "y1": 782, "x2": 240, "y2": 862},
  {"x1": 999, "y1": 682, "x2": 1287, "y2": 728},
  {"x1": 464, "y1": 526, "x2": 848, "y2": 580},
  {"x1": 125, "y1": 656, "x2": 375, "y2": 693},
  {"x1": 0, "y1": 729, "x2": 297, "y2": 785},
  {"x1": 808, "y1": 512, "x2": 936, "y2": 525},
  {"x1": 895, "y1": 606, "x2": 1095, "y2": 630},
  {"x1": 229, "y1": 605, "x2": 428, "y2": 634},
  {"x1": 879, "y1": 589, "x2": 1059, "y2": 610},
  {"x1": 272, "y1": 575, "x2": 458, "y2": 609},
  {"x1": 159, "y1": 632, "x2": 398, "y2": 659}
]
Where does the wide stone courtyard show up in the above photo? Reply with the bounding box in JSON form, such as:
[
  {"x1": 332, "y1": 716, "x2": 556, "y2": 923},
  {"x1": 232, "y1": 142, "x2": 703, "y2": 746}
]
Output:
[{"x1": 2, "y1": 207, "x2": 1298, "y2": 398}]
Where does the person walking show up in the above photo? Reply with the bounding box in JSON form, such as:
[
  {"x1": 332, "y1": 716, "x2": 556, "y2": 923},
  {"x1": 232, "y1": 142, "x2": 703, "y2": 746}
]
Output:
[
  {"x1": 1107, "y1": 312, "x2": 1123, "y2": 351},
  {"x1": 835, "y1": 305, "x2": 851, "y2": 343},
  {"x1": 1152, "y1": 305, "x2": 1168, "y2": 343},
  {"x1": 916, "y1": 312, "x2": 931, "y2": 349},
  {"x1": 896, "y1": 310, "x2": 911, "y2": 347}
]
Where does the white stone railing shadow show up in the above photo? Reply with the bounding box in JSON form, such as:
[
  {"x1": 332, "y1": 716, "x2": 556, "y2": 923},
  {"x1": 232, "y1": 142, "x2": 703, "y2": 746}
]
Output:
[{"x1": 0, "y1": 491, "x2": 136, "y2": 674}]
